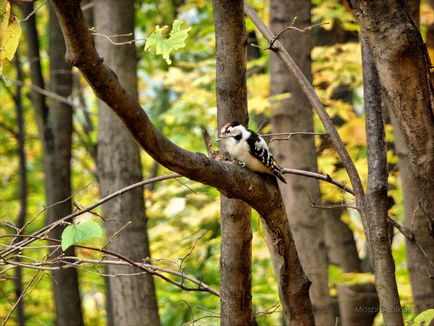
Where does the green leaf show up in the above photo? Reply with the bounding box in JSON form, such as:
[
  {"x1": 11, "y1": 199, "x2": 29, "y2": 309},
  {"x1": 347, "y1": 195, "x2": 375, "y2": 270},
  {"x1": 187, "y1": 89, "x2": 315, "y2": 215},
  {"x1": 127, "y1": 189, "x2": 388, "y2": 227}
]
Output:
[
  {"x1": 61, "y1": 220, "x2": 103, "y2": 251},
  {"x1": 144, "y1": 19, "x2": 190, "y2": 64},
  {"x1": 414, "y1": 309, "x2": 434, "y2": 325},
  {"x1": 0, "y1": 0, "x2": 21, "y2": 74}
]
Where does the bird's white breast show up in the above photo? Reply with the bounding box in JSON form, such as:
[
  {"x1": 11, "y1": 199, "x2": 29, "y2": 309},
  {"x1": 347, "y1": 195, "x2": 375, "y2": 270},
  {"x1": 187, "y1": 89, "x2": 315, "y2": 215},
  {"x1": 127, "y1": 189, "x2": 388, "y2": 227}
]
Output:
[{"x1": 225, "y1": 137, "x2": 272, "y2": 174}]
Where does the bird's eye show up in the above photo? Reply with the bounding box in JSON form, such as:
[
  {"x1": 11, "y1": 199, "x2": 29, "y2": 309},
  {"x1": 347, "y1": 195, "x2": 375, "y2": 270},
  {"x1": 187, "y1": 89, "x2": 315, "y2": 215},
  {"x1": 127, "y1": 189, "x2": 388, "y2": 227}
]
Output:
[{"x1": 225, "y1": 128, "x2": 230, "y2": 134}]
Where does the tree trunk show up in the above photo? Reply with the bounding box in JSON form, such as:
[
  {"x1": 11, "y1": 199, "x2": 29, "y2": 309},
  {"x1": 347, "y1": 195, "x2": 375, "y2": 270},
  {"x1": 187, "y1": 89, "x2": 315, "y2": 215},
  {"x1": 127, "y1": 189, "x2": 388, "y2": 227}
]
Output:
[
  {"x1": 13, "y1": 54, "x2": 26, "y2": 326},
  {"x1": 351, "y1": 0, "x2": 434, "y2": 229},
  {"x1": 362, "y1": 38, "x2": 403, "y2": 325},
  {"x1": 19, "y1": 3, "x2": 85, "y2": 325},
  {"x1": 213, "y1": 1, "x2": 254, "y2": 324},
  {"x1": 269, "y1": 1, "x2": 334, "y2": 324},
  {"x1": 94, "y1": 1, "x2": 160, "y2": 325},
  {"x1": 388, "y1": 0, "x2": 434, "y2": 311}
]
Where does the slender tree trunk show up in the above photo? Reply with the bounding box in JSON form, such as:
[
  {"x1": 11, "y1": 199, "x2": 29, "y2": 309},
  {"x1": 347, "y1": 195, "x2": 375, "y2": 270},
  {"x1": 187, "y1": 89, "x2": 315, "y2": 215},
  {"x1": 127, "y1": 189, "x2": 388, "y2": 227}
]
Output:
[
  {"x1": 13, "y1": 54, "x2": 26, "y2": 326},
  {"x1": 20, "y1": 3, "x2": 84, "y2": 325},
  {"x1": 213, "y1": 1, "x2": 254, "y2": 324},
  {"x1": 388, "y1": 0, "x2": 434, "y2": 311},
  {"x1": 94, "y1": 1, "x2": 160, "y2": 325},
  {"x1": 269, "y1": 1, "x2": 334, "y2": 324},
  {"x1": 362, "y1": 38, "x2": 403, "y2": 325}
]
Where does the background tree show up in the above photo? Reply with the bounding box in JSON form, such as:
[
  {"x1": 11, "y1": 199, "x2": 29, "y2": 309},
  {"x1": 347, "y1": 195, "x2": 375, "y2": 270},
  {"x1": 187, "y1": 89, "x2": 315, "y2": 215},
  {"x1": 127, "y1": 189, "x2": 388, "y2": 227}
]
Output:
[
  {"x1": 269, "y1": 1, "x2": 334, "y2": 324},
  {"x1": 94, "y1": 0, "x2": 160, "y2": 324},
  {"x1": 17, "y1": 3, "x2": 84, "y2": 324}
]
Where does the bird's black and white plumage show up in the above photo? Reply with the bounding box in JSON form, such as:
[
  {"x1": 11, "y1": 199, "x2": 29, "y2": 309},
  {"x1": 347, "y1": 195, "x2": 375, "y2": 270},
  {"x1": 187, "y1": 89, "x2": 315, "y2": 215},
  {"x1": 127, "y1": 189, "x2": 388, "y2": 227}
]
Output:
[{"x1": 220, "y1": 122, "x2": 286, "y2": 183}]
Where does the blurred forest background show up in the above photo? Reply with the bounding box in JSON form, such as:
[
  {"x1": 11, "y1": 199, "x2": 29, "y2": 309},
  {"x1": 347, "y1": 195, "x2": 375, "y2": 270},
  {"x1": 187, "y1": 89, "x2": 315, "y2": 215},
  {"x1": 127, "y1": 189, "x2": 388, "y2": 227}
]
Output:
[{"x1": 0, "y1": 0, "x2": 433, "y2": 325}]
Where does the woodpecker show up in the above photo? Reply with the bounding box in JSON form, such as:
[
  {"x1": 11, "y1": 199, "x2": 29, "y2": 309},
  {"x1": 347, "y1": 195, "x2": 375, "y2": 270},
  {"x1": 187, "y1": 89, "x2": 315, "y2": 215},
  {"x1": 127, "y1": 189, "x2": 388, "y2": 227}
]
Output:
[{"x1": 220, "y1": 122, "x2": 286, "y2": 183}]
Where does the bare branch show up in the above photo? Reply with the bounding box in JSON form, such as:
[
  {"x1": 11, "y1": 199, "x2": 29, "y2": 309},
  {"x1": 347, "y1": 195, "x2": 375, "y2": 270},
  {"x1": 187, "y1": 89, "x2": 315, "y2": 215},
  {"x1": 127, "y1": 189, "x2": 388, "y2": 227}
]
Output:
[
  {"x1": 18, "y1": 0, "x2": 48, "y2": 22},
  {"x1": 3, "y1": 77, "x2": 85, "y2": 110},
  {"x1": 387, "y1": 216, "x2": 434, "y2": 273},
  {"x1": 90, "y1": 29, "x2": 146, "y2": 46},
  {"x1": 1, "y1": 235, "x2": 220, "y2": 296},
  {"x1": 2, "y1": 270, "x2": 43, "y2": 326},
  {"x1": 270, "y1": 19, "x2": 329, "y2": 48},
  {"x1": 0, "y1": 174, "x2": 181, "y2": 258},
  {"x1": 281, "y1": 168, "x2": 354, "y2": 195}
]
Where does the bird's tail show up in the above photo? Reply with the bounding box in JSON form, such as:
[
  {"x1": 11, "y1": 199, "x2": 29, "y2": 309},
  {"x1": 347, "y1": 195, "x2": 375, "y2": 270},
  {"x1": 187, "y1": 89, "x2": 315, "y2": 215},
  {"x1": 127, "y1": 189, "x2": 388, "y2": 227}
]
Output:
[{"x1": 274, "y1": 171, "x2": 287, "y2": 184}]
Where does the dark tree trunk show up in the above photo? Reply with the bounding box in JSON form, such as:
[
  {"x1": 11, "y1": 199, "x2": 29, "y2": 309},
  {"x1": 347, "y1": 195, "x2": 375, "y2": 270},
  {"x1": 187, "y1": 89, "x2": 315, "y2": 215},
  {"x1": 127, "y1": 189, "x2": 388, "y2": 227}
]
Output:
[
  {"x1": 269, "y1": 1, "x2": 334, "y2": 324},
  {"x1": 13, "y1": 54, "x2": 26, "y2": 326},
  {"x1": 94, "y1": 1, "x2": 160, "y2": 325},
  {"x1": 19, "y1": 3, "x2": 84, "y2": 325},
  {"x1": 362, "y1": 38, "x2": 403, "y2": 325},
  {"x1": 388, "y1": 0, "x2": 434, "y2": 311},
  {"x1": 213, "y1": 1, "x2": 254, "y2": 325}
]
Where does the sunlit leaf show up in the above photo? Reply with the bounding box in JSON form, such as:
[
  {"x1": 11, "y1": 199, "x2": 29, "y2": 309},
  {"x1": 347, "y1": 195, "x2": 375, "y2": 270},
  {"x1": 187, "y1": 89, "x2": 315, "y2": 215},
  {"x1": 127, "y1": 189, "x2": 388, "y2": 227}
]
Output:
[
  {"x1": 414, "y1": 309, "x2": 434, "y2": 325},
  {"x1": 145, "y1": 19, "x2": 190, "y2": 64},
  {"x1": 61, "y1": 220, "x2": 103, "y2": 251},
  {"x1": 0, "y1": 0, "x2": 21, "y2": 74}
]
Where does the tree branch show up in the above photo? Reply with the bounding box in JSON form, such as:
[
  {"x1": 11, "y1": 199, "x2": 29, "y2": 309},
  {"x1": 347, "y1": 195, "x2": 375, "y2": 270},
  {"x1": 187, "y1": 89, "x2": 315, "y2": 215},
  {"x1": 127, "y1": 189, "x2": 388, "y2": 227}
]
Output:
[{"x1": 49, "y1": 0, "x2": 283, "y2": 219}]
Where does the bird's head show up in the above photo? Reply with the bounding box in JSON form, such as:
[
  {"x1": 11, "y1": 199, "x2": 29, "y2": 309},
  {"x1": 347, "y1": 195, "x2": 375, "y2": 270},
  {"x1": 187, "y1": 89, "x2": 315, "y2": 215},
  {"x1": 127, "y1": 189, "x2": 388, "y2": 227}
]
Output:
[{"x1": 220, "y1": 121, "x2": 243, "y2": 138}]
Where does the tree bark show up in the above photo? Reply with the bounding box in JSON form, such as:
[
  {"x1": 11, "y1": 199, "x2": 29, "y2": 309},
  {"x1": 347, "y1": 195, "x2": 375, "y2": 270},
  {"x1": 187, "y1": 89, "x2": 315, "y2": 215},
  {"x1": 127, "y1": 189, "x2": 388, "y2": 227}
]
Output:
[
  {"x1": 388, "y1": 0, "x2": 434, "y2": 311},
  {"x1": 351, "y1": 0, "x2": 434, "y2": 228},
  {"x1": 19, "y1": 3, "x2": 85, "y2": 325},
  {"x1": 362, "y1": 38, "x2": 403, "y2": 325},
  {"x1": 93, "y1": 1, "x2": 160, "y2": 325},
  {"x1": 269, "y1": 1, "x2": 334, "y2": 325},
  {"x1": 213, "y1": 1, "x2": 254, "y2": 325}
]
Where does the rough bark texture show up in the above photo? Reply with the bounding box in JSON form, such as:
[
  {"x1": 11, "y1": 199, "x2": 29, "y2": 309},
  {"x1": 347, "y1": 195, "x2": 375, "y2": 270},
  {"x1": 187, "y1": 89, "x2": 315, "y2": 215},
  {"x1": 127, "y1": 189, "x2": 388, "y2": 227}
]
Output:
[
  {"x1": 351, "y1": 0, "x2": 434, "y2": 229},
  {"x1": 269, "y1": 1, "x2": 334, "y2": 325},
  {"x1": 93, "y1": 1, "x2": 160, "y2": 325},
  {"x1": 213, "y1": 1, "x2": 254, "y2": 325},
  {"x1": 389, "y1": 0, "x2": 434, "y2": 311},
  {"x1": 362, "y1": 39, "x2": 403, "y2": 325},
  {"x1": 50, "y1": 1, "x2": 314, "y2": 323},
  {"x1": 20, "y1": 3, "x2": 85, "y2": 325}
]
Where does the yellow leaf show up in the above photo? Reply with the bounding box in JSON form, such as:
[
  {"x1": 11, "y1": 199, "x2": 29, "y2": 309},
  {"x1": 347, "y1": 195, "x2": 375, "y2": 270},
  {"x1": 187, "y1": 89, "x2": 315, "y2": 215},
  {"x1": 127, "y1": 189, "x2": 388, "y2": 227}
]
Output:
[{"x1": 0, "y1": 0, "x2": 21, "y2": 74}]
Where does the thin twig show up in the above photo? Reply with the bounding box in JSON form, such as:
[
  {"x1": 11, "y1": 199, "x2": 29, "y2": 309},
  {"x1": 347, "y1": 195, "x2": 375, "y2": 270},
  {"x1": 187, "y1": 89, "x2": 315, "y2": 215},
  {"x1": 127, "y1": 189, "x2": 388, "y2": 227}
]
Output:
[
  {"x1": 2, "y1": 77, "x2": 84, "y2": 110},
  {"x1": 269, "y1": 20, "x2": 329, "y2": 48},
  {"x1": 387, "y1": 216, "x2": 434, "y2": 273},
  {"x1": 101, "y1": 221, "x2": 132, "y2": 250},
  {"x1": 18, "y1": 0, "x2": 48, "y2": 22},
  {"x1": 281, "y1": 168, "x2": 354, "y2": 195},
  {"x1": 90, "y1": 30, "x2": 146, "y2": 46},
  {"x1": 2, "y1": 270, "x2": 42, "y2": 326}
]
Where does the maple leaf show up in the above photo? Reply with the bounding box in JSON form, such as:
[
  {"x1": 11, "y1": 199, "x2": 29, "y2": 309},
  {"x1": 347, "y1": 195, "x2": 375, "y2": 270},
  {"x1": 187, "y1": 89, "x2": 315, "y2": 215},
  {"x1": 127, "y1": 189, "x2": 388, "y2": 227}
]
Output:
[{"x1": 144, "y1": 19, "x2": 190, "y2": 64}]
